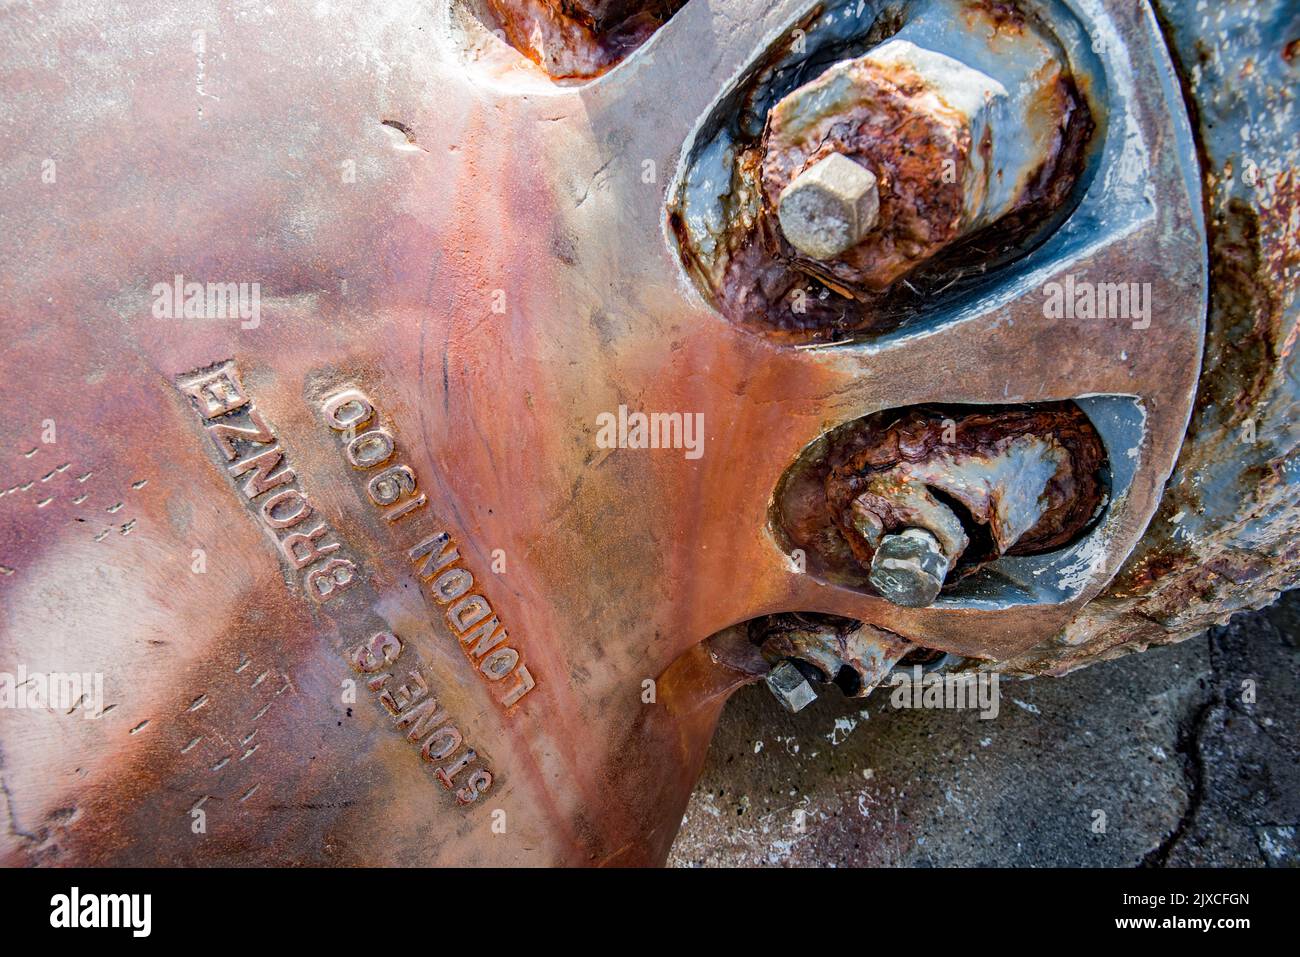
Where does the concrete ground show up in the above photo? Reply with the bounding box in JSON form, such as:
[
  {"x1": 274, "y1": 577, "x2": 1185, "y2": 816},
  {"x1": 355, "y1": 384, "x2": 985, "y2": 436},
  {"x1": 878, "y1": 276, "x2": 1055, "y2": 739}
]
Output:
[{"x1": 669, "y1": 591, "x2": 1299, "y2": 867}]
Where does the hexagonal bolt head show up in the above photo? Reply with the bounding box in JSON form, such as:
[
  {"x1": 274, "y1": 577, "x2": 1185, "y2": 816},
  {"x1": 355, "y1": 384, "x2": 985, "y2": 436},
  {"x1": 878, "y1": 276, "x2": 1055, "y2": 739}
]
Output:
[
  {"x1": 777, "y1": 153, "x2": 880, "y2": 261},
  {"x1": 765, "y1": 660, "x2": 818, "y2": 713},
  {"x1": 869, "y1": 528, "x2": 952, "y2": 608}
]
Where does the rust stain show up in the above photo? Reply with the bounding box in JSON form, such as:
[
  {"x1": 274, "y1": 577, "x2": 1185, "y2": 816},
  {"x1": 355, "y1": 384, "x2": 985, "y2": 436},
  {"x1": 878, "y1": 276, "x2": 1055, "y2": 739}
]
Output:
[
  {"x1": 823, "y1": 405, "x2": 1106, "y2": 578},
  {"x1": 679, "y1": 5, "x2": 1094, "y2": 341},
  {"x1": 483, "y1": 0, "x2": 685, "y2": 79}
]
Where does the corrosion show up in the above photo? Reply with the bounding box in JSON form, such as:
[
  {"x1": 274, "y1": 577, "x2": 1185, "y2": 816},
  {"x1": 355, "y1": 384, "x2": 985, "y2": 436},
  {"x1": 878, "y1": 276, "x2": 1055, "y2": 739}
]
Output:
[
  {"x1": 672, "y1": 0, "x2": 1096, "y2": 342},
  {"x1": 484, "y1": 0, "x2": 684, "y2": 79},
  {"x1": 0, "y1": 0, "x2": 1212, "y2": 867},
  {"x1": 759, "y1": 54, "x2": 976, "y2": 293},
  {"x1": 824, "y1": 405, "x2": 1107, "y2": 579},
  {"x1": 959, "y1": 0, "x2": 1028, "y2": 36},
  {"x1": 713, "y1": 82, "x2": 1090, "y2": 341},
  {"x1": 749, "y1": 613, "x2": 912, "y2": 697}
]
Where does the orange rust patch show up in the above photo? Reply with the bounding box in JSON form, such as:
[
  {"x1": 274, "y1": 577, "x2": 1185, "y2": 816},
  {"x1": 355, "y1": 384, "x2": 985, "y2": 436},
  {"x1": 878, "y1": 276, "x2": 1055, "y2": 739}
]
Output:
[{"x1": 484, "y1": 0, "x2": 684, "y2": 79}]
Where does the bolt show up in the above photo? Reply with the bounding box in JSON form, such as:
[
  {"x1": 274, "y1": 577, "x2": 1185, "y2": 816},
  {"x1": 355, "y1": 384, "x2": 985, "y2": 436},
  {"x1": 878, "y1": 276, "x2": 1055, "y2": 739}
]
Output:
[
  {"x1": 869, "y1": 528, "x2": 952, "y2": 608},
  {"x1": 761, "y1": 0, "x2": 1078, "y2": 293},
  {"x1": 777, "y1": 153, "x2": 879, "y2": 261},
  {"x1": 765, "y1": 660, "x2": 818, "y2": 713}
]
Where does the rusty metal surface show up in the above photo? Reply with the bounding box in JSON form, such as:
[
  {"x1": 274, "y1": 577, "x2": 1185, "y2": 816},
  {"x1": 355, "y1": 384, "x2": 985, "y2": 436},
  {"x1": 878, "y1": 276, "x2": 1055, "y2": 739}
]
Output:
[
  {"x1": 482, "y1": 0, "x2": 685, "y2": 79},
  {"x1": 670, "y1": 0, "x2": 1100, "y2": 340},
  {"x1": 0, "y1": 0, "x2": 1203, "y2": 866},
  {"x1": 754, "y1": 614, "x2": 915, "y2": 699},
  {"x1": 1005, "y1": 0, "x2": 1300, "y2": 675},
  {"x1": 820, "y1": 404, "x2": 1106, "y2": 578},
  {"x1": 758, "y1": 0, "x2": 1087, "y2": 299}
]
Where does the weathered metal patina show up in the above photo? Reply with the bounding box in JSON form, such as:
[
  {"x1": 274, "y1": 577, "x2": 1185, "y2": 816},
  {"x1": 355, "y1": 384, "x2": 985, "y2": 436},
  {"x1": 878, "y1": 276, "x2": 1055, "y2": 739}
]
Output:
[
  {"x1": 1000, "y1": 0, "x2": 1300, "y2": 675},
  {"x1": 670, "y1": 0, "x2": 1098, "y2": 340},
  {"x1": 0, "y1": 0, "x2": 1258, "y2": 868},
  {"x1": 820, "y1": 404, "x2": 1108, "y2": 606},
  {"x1": 480, "y1": 0, "x2": 686, "y2": 78}
]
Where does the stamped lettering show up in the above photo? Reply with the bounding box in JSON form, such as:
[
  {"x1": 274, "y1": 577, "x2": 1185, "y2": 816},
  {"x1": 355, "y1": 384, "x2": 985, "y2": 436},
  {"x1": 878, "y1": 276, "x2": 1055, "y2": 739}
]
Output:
[
  {"x1": 348, "y1": 630, "x2": 493, "y2": 805},
  {"x1": 321, "y1": 387, "x2": 536, "y2": 709},
  {"x1": 176, "y1": 362, "x2": 494, "y2": 809},
  {"x1": 177, "y1": 362, "x2": 361, "y2": 603}
]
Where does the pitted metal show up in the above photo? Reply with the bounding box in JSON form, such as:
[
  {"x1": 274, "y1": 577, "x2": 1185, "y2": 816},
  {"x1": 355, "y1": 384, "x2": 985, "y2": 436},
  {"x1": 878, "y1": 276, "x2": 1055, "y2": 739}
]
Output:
[{"x1": 760, "y1": 1, "x2": 1076, "y2": 292}]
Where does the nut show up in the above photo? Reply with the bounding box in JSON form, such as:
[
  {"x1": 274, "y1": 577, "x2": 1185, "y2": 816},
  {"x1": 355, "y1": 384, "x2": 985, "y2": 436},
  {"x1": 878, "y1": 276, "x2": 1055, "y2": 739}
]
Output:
[
  {"x1": 777, "y1": 153, "x2": 880, "y2": 260},
  {"x1": 869, "y1": 528, "x2": 952, "y2": 608},
  {"x1": 764, "y1": 660, "x2": 818, "y2": 712},
  {"x1": 760, "y1": 0, "x2": 1077, "y2": 294}
]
